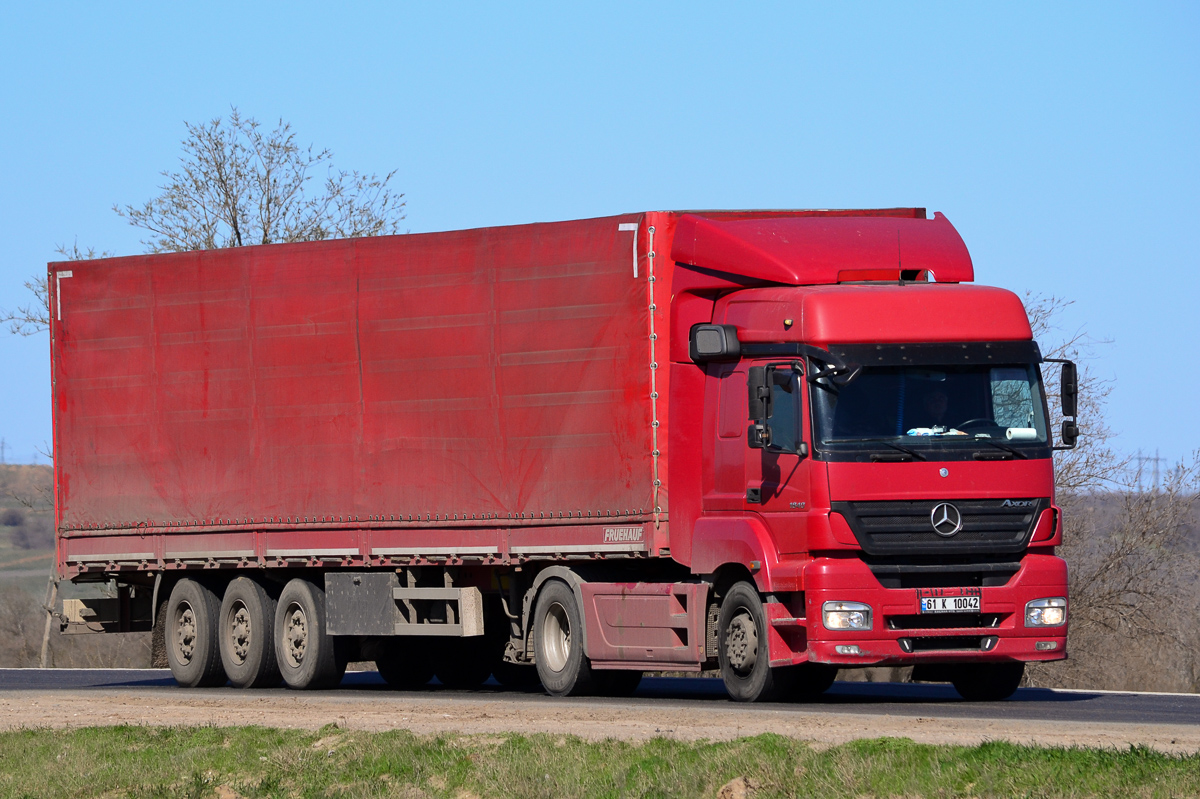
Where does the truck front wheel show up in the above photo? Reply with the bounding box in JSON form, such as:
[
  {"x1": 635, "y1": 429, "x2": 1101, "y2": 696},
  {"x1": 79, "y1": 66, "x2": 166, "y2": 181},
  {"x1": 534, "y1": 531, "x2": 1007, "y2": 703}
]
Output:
[
  {"x1": 532, "y1": 579, "x2": 595, "y2": 696},
  {"x1": 274, "y1": 578, "x2": 347, "y2": 690},
  {"x1": 718, "y1": 581, "x2": 793, "y2": 702},
  {"x1": 219, "y1": 577, "x2": 281, "y2": 689},
  {"x1": 165, "y1": 578, "x2": 227, "y2": 688},
  {"x1": 951, "y1": 661, "x2": 1025, "y2": 701}
]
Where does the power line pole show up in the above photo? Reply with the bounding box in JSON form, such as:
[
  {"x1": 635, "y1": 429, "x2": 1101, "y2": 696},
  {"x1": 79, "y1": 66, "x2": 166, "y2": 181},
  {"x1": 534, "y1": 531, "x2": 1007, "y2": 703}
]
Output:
[
  {"x1": 0, "y1": 437, "x2": 6, "y2": 464},
  {"x1": 1134, "y1": 448, "x2": 1165, "y2": 491}
]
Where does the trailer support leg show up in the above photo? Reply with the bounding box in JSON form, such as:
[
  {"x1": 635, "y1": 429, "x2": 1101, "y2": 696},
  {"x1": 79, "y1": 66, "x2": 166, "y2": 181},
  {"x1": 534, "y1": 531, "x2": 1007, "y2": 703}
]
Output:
[{"x1": 39, "y1": 574, "x2": 58, "y2": 668}]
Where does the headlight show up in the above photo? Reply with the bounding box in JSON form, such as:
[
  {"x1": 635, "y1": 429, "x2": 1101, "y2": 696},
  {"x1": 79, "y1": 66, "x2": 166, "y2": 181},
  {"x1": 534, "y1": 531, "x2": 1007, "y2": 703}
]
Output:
[
  {"x1": 1025, "y1": 597, "x2": 1067, "y2": 627},
  {"x1": 823, "y1": 601, "x2": 872, "y2": 631}
]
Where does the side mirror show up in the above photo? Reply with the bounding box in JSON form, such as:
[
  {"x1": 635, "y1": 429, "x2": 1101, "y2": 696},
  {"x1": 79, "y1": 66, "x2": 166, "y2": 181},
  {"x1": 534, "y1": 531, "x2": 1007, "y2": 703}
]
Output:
[
  {"x1": 747, "y1": 366, "x2": 769, "y2": 449},
  {"x1": 689, "y1": 324, "x2": 741, "y2": 363},
  {"x1": 1060, "y1": 419, "x2": 1079, "y2": 448},
  {"x1": 1045, "y1": 358, "x2": 1080, "y2": 450},
  {"x1": 1061, "y1": 361, "x2": 1078, "y2": 418}
]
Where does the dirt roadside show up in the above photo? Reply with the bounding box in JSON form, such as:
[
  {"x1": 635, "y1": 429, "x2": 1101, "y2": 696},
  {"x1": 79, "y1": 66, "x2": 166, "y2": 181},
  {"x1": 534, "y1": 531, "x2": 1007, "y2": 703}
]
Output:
[{"x1": 3, "y1": 689, "x2": 1198, "y2": 754}]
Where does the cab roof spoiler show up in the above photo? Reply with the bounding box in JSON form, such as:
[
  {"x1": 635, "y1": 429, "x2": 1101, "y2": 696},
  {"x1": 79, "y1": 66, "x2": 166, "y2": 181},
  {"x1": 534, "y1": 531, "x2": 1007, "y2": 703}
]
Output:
[{"x1": 670, "y1": 209, "x2": 975, "y2": 287}]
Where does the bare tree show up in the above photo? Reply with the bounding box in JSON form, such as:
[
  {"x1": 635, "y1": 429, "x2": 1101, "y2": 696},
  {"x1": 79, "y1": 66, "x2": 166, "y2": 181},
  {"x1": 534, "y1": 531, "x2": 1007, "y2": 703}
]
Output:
[
  {"x1": 1, "y1": 276, "x2": 49, "y2": 336},
  {"x1": 1029, "y1": 295, "x2": 1127, "y2": 494},
  {"x1": 0, "y1": 241, "x2": 110, "y2": 335},
  {"x1": 1024, "y1": 294, "x2": 1200, "y2": 691},
  {"x1": 115, "y1": 108, "x2": 405, "y2": 252},
  {"x1": 2, "y1": 108, "x2": 405, "y2": 336},
  {"x1": 0, "y1": 586, "x2": 41, "y2": 667}
]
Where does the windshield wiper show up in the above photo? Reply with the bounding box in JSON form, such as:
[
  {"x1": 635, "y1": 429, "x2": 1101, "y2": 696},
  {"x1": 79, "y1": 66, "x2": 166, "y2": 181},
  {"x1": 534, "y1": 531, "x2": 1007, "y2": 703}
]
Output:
[
  {"x1": 832, "y1": 437, "x2": 928, "y2": 461},
  {"x1": 880, "y1": 441, "x2": 926, "y2": 461},
  {"x1": 974, "y1": 440, "x2": 1028, "y2": 460}
]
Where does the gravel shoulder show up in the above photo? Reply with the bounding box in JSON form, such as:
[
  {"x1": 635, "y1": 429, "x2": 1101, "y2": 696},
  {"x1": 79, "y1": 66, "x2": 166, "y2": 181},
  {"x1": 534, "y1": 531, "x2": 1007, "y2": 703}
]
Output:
[{"x1": 5, "y1": 687, "x2": 1199, "y2": 754}]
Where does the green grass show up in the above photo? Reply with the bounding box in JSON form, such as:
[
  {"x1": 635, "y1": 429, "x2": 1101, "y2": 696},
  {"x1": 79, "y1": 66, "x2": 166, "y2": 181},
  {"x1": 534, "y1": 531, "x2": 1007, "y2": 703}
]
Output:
[{"x1": 0, "y1": 726, "x2": 1197, "y2": 798}]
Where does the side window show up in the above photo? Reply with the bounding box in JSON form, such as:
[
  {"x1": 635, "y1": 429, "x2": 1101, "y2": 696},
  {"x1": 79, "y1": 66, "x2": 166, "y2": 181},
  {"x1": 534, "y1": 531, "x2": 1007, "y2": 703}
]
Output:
[{"x1": 767, "y1": 370, "x2": 801, "y2": 452}]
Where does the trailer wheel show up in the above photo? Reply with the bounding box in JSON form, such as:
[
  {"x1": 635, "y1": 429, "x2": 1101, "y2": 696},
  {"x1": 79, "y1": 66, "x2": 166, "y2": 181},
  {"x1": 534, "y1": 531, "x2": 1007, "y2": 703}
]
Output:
[
  {"x1": 274, "y1": 578, "x2": 347, "y2": 690},
  {"x1": 717, "y1": 581, "x2": 793, "y2": 702},
  {"x1": 375, "y1": 639, "x2": 434, "y2": 690},
  {"x1": 219, "y1": 577, "x2": 281, "y2": 689},
  {"x1": 532, "y1": 579, "x2": 595, "y2": 696},
  {"x1": 165, "y1": 579, "x2": 227, "y2": 688},
  {"x1": 951, "y1": 662, "x2": 1025, "y2": 701},
  {"x1": 594, "y1": 669, "x2": 642, "y2": 697}
]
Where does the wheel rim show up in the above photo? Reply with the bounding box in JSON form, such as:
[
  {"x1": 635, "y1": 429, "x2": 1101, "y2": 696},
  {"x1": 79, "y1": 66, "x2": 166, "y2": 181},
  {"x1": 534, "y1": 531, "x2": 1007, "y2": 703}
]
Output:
[
  {"x1": 175, "y1": 601, "x2": 196, "y2": 664},
  {"x1": 227, "y1": 600, "x2": 251, "y2": 665},
  {"x1": 725, "y1": 609, "x2": 758, "y2": 676},
  {"x1": 541, "y1": 601, "x2": 571, "y2": 673},
  {"x1": 283, "y1": 602, "x2": 308, "y2": 668}
]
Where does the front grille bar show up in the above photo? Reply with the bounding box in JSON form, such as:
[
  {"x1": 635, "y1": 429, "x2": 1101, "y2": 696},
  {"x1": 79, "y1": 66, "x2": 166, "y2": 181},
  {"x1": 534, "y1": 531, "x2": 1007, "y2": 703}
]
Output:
[
  {"x1": 899, "y1": 635, "x2": 999, "y2": 653},
  {"x1": 868, "y1": 561, "x2": 1022, "y2": 575}
]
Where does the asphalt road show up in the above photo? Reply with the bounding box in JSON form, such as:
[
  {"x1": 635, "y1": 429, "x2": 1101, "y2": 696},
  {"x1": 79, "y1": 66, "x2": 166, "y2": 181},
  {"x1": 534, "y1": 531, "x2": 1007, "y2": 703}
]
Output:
[{"x1": 3, "y1": 668, "x2": 1197, "y2": 728}]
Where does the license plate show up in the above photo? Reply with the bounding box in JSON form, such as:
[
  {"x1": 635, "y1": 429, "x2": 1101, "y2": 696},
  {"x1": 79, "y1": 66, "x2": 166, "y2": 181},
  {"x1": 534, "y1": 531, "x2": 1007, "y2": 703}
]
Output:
[{"x1": 918, "y1": 587, "x2": 981, "y2": 614}]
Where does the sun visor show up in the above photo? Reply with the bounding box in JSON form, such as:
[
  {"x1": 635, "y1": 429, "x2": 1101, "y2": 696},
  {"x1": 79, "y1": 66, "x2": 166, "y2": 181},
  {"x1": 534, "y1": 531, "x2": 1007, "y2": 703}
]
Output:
[{"x1": 669, "y1": 212, "x2": 974, "y2": 285}]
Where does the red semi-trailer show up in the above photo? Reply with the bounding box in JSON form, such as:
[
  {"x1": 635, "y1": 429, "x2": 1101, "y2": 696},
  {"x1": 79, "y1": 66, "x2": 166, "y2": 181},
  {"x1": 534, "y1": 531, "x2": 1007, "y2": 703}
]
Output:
[{"x1": 52, "y1": 209, "x2": 1076, "y2": 701}]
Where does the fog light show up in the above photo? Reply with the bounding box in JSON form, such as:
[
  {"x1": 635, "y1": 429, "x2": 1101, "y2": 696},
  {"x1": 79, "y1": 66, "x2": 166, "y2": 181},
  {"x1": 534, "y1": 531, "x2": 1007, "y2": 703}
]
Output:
[
  {"x1": 1025, "y1": 598, "x2": 1067, "y2": 627},
  {"x1": 823, "y1": 601, "x2": 873, "y2": 631},
  {"x1": 1036, "y1": 641, "x2": 1058, "y2": 651},
  {"x1": 835, "y1": 645, "x2": 862, "y2": 655}
]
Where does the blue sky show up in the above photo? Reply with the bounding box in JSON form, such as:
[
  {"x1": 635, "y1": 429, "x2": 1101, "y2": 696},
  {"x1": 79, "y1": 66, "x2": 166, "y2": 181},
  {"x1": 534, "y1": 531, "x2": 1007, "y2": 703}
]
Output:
[{"x1": 0, "y1": 2, "x2": 1196, "y2": 468}]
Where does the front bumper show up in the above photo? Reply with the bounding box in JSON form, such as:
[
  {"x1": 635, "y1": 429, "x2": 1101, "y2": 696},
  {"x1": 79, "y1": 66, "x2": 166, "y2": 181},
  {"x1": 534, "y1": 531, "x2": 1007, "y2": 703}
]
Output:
[{"x1": 776, "y1": 553, "x2": 1069, "y2": 667}]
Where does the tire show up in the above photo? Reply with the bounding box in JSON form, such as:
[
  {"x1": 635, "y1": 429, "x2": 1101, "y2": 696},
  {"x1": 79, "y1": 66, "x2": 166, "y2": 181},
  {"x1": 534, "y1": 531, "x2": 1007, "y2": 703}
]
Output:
[
  {"x1": 532, "y1": 579, "x2": 595, "y2": 697},
  {"x1": 375, "y1": 639, "x2": 434, "y2": 690},
  {"x1": 274, "y1": 578, "x2": 347, "y2": 690},
  {"x1": 218, "y1": 577, "x2": 281, "y2": 689},
  {"x1": 150, "y1": 596, "x2": 169, "y2": 669},
  {"x1": 717, "y1": 581, "x2": 793, "y2": 702},
  {"x1": 164, "y1": 578, "x2": 227, "y2": 688},
  {"x1": 786, "y1": 663, "x2": 837, "y2": 700},
  {"x1": 432, "y1": 637, "x2": 493, "y2": 689},
  {"x1": 951, "y1": 662, "x2": 1025, "y2": 701},
  {"x1": 594, "y1": 669, "x2": 642, "y2": 697}
]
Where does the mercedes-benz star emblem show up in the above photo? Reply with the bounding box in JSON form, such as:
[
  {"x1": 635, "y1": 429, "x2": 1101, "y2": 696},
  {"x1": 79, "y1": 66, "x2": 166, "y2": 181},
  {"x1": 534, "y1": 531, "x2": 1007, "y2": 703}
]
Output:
[{"x1": 930, "y1": 502, "x2": 963, "y2": 536}]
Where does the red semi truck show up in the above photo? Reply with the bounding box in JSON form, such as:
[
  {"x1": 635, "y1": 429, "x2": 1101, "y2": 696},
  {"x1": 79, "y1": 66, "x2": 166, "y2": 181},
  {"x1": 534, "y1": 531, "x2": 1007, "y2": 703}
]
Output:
[{"x1": 52, "y1": 209, "x2": 1076, "y2": 701}]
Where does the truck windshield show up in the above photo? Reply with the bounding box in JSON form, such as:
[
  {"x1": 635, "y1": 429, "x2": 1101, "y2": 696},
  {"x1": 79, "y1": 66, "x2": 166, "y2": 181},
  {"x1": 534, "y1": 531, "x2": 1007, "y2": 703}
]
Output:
[{"x1": 810, "y1": 358, "x2": 1049, "y2": 459}]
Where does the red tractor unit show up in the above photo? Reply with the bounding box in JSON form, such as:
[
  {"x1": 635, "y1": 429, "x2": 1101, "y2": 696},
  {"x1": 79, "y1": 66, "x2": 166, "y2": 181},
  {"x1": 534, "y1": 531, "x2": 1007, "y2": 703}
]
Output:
[{"x1": 51, "y1": 209, "x2": 1076, "y2": 700}]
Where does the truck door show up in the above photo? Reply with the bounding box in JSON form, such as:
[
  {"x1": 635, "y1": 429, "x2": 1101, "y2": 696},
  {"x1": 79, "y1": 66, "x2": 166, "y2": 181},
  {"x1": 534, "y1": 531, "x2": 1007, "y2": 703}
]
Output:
[
  {"x1": 706, "y1": 363, "x2": 749, "y2": 511},
  {"x1": 707, "y1": 361, "x2": 812, "y2": 524},
  {"x1": 746, "y1": 362, "x2": 812, "y2": 554}
]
